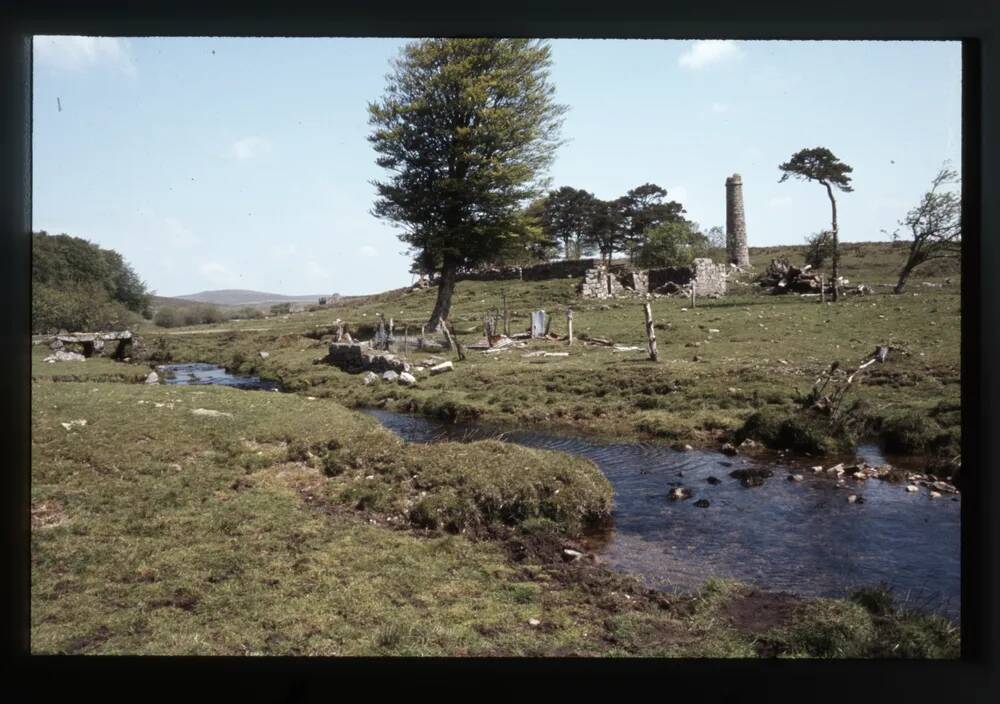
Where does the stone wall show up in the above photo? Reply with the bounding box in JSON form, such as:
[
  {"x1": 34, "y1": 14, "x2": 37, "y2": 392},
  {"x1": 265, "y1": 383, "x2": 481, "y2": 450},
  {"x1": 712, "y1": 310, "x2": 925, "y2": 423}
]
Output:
[
  {"x1": 327, "y1": 341, "x2": 410, "y2": 374},
  {"x1": 578, "y1": 267, "x2": 625, "y2": 299},
  {"x1": 692, "y1": 258, "x2": 728, "y2": 296},
  {"x1": 456, "y1": 258, "x2": 602, "y2": 284}
]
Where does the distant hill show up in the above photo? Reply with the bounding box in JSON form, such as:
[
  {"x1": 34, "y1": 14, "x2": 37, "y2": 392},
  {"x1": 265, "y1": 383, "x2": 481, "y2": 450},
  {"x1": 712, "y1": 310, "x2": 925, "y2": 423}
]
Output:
[{"x1": 174, "y1": 289, "x2": 337, "y2": 306}]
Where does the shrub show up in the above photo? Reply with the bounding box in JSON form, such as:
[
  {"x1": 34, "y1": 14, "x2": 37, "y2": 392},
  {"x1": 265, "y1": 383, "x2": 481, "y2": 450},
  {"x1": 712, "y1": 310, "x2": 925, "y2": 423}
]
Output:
[
  {"x1": 737, "y1": 407, "x2": 850, "y2": 454},
  {"x1": 634, "y1": 221, "x2": 712, "y2": 268},
  {"x1": 270, "y1": 303, "x2": 292, "y2": 316},
  {"x1": 804, "y1": 230, "x2": 835, "y2": 269}
]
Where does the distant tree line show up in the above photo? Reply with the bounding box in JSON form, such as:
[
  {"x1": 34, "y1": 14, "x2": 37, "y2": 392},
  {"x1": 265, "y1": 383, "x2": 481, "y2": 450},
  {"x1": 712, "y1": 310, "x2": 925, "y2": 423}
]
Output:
[
  {"x1": 152, "y1": 304, "x2": 267, "y2": 328},
  {"x1": 527, "y1": 183, "x2": 724, "y2": 268},
  {"x1": 32, "y1": 231, "x2": 152, "y2": 334}
]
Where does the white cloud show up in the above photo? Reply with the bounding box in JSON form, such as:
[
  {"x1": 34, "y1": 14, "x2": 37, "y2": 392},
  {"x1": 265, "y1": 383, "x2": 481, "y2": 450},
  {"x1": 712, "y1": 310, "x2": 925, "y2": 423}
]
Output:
[
  {"x1": 231, "y1": 136, "x2": 272, "y2": 161},
  {"x1": 359, "y1": 245, "x2": 379, "y2": 257},
  {"x1": 34, "y1": 36, "x2": 136, "y2": 77},
  {"x1": 710, "y1": 102, "x2": 730, "y2": 113},
  {"x1": 678, "y1": 40, "x2": 742, "y2": 70},
  {"x1": 199, "y1": 261, "x2": 241, "y2": 287}
]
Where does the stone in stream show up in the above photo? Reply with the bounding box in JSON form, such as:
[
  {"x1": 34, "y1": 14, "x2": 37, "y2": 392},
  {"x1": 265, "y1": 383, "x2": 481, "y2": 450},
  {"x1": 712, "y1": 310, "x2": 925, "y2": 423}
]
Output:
[
  {"x1": 905, "y1": 485, "x2": 920, "y2": 492},
  {"x1": 721, "y1": 442, "x2": 738, "y2": 456},
  {"x1": 668, "y1": 487, "x2": 692, "y2": 500},
  {"x1": 693, "y1": 499, "x2": 710, "y2": 508},
  {"x1": 705, "y1": 476, "x2": 722, "y2": 485},
  {"x1": 847, "y1": 494, "x2": 865, "y2": 504},
  {"x1": 788, "y1": 474, "x2": 804, "y2": 482},
  {"x1": 929, "y1": 491, "x2": 942, "y2": 499},
  {"x1": 729, "y1": 467, "x2": 773, "y2": 488}
]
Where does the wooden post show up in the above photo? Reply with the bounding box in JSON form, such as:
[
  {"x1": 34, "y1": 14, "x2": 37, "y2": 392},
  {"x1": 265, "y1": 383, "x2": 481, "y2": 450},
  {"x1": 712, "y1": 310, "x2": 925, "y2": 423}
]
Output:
[
  {"x1": 566, "y1": 309, "x2": 574, "y2": 346},
  {"x1": 820, "y1": 275, "x2": 826, "y2": 304},
  {"x1": 441, "y1": 320, "x2": 465, "y2": 361},
  {"x1": 643, "y1": 302, "x2": 658, "y2": 362},
  {"x1": 501, "y1": 290, "x2": 510, "y2": 337}
]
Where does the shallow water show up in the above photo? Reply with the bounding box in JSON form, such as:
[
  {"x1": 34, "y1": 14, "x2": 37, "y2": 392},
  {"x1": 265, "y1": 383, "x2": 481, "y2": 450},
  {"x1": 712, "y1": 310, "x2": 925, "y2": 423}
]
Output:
[
  {"x1": 368, "y1": 410, "x2": 961, "y2": 621},
  {"x1": 160, "y1": 362, "x2": 283, "y2": 392},
  {"x1": 162, "y1": 363, "x2": 960, "y2": 620}
]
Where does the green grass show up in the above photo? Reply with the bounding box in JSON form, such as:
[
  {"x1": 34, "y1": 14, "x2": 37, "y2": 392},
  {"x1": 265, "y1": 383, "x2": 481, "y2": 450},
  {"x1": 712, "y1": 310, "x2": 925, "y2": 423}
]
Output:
[
  {"x1": 130, "y1": 242, "x2": 961, "y2": 474},
  {"x1": 31, "y1": 375, "x2": 958, "y2": 656}
]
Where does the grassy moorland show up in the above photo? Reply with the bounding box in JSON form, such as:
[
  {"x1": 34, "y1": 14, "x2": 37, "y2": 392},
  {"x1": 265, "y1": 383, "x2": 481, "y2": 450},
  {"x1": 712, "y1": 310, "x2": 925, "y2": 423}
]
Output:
[
  {"x1": 31, "y1": 375, "x2": 958, "y2": 656},
  {"x1": 135, "y1": 242, "x2": 961, "y2": 477},
  {"x1": 30, "y1": 241, "x2": 961, "y2": 656}
]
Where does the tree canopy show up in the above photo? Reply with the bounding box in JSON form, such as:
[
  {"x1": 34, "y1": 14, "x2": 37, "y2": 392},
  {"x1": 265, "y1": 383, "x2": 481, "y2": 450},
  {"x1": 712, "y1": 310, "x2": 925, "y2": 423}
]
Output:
[
  {"x1": 892, "y1": 166, "x2": 961, "y2": 293},
  {"x1": 778, "y1": 147, "x2": 854, "y2": 192},
  {"x1": 368, "y1": 38, "x2": 566, "y2": 328},
  {"x1": 32, "y1": 231, "x2": 151, "y2": 333}
]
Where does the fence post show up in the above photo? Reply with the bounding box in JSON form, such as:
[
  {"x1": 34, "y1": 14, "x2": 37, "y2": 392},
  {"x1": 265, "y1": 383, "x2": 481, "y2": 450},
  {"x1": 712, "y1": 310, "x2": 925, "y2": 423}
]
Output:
[
  {"x1": 643, "y1": 301, "x2": 658, "y2": 362},
  {"x1": 566, "y1": 309, "x2": 574, "y2": 346}
]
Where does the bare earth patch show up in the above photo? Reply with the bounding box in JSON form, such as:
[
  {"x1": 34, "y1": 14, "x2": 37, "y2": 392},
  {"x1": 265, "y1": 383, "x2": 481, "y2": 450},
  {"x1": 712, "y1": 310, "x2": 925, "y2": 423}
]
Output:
[{"x1": 31, "y1": 500, "x2": 68, "y2": 529}]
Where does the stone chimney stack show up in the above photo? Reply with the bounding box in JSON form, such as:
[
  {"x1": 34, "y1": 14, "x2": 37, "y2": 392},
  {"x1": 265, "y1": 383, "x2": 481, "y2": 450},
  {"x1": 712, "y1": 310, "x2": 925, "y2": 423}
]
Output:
[{"x1": 725, "y1": 174, "x2": 750, "y2": 268}]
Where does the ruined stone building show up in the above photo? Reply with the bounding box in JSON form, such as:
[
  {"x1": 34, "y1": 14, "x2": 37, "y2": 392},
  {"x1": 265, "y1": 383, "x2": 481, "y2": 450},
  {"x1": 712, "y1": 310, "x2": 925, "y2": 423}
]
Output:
[{"x1": 726, "y1": 173, "x2": 750, "y2": 268}]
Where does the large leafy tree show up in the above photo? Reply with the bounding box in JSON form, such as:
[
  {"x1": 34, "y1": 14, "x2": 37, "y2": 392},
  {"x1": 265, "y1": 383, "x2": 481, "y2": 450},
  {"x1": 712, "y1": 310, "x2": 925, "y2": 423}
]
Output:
[
  {"x1": 891, "y1": 166, "x2": 961, "y2": 294},
  {"x1": 540, "y1": 186, "x2": 598, "y2": 259},
  {"x1": 584, "y1": 198, "x2": 628, "y2": 268},
  {"x1": 779, "y1": 147, "x2": 854, "y2": 301},
  {"x1": 617, "y1": 183, "x2": 685, "y2": 260},
  {"x1": 368, "y1": 38, "x2": 566, "y2": 330}
]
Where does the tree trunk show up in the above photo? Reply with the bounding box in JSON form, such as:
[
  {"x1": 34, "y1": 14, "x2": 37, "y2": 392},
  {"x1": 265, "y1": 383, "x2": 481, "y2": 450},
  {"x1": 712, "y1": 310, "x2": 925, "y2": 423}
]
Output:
[
  {"x1": 824, "y1": 182, "x2": 840, "y2": 302},
  {"x1": 894, "y1": 258, "x2": 918, "y2": 294},
  {"x1": 427, "y1": 258, "x2": 457, "y2": 331}
]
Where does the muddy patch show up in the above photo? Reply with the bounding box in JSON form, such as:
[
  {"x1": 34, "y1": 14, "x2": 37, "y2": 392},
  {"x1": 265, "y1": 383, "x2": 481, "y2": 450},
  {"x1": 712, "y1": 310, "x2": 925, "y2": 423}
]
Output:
[{"x1": 32, "y1": 500, "x2": 69, "y2": 530}]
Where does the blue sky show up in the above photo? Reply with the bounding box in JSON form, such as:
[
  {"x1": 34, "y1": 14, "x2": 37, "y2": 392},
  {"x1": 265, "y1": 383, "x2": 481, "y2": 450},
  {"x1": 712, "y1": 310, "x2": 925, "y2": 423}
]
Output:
[{"x1": 32, "y1": 37, "x2": 961, "y2": 297}]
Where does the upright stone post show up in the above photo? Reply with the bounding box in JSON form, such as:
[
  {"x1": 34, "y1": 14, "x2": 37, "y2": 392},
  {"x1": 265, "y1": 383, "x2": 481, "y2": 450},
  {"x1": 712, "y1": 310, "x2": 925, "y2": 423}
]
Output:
[
  {"x1": 726, "y1": 173, "x2": 750, "y2": 268},
  {"x1": 566, "y1": 309, "x2": 574, "y2": 346}
]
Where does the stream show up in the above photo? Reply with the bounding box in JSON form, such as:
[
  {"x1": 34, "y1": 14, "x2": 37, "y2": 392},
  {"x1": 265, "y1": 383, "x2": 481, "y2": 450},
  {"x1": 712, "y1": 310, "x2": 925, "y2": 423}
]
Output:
[{"x1": 162, "y1": 363, "x2": 961, "y2": 620}]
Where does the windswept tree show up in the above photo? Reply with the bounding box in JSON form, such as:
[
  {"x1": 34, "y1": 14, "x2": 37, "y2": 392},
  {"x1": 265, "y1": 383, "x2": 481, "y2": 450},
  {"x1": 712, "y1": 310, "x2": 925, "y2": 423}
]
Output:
[
  {"x1": 779, "y1": 147, "x2": 854, "y2": 301},
  {"x1": 891, "y1": 166, "x2": 961, "y2": 294},
  {"x1": 368, "y1": 38, "x2": 566, "y2": 330},
  {"x1": 618, "y1": 183, "x2": 685, "y2": 260},
  {"x1": 540, "y1": 186, "x2": 598, "y2": 259}
]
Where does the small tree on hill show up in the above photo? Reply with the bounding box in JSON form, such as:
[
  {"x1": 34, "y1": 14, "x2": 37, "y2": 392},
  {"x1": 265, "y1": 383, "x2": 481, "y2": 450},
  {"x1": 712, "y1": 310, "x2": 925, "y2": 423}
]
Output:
[
  {"x1": 891, "y1": 166, "x2": 961, "y2": 294},
  {"x1": 779, "y1": 147, "x2": 854, "y2": 301}
]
